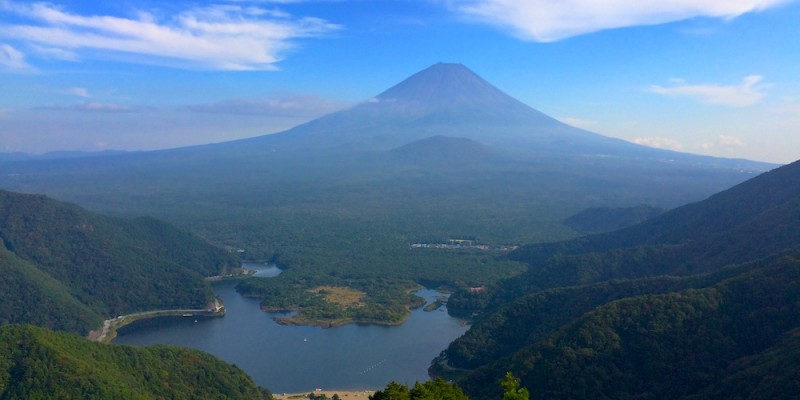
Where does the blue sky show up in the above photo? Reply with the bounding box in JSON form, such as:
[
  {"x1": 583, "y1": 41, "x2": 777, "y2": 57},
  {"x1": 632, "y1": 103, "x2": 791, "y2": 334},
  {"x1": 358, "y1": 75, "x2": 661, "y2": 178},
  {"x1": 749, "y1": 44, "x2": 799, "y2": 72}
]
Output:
[{"x1": 0, "y1": 0, "x2": 798, "y2": 163}]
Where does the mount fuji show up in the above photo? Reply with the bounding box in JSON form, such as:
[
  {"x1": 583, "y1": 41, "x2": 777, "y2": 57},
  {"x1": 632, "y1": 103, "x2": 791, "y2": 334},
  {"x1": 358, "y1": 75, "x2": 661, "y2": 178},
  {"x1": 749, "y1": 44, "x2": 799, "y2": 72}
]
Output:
[{"x1": 0, "y1": 63, "x2": 777, "y2": 254}]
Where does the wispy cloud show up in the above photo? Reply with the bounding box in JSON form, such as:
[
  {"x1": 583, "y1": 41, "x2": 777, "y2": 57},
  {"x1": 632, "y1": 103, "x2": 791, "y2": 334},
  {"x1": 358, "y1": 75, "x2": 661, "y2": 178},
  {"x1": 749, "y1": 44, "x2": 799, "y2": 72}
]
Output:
[
  {"x1": 31, "y1": 44, "x2": 78, "y2": 61},
  {"x1": 0, "y1": 43, "x2": 30, "y2": 70},
  {"x1": 446, "y1": 0, "x2": 791, "y2": 41},
  {"x1": 701, "y1": 134, "x2": 746, "y2": 150},
  {"x1": 633, "y1": 136, "x2": 685, "y2": 151},
  {"x1": 0, "y1": 1, "x2": 340, "y2": 70},
  {"x1": 64, "y1": 87, "x2": 90, "y2": 98},
  {"x1": 648, "y1": 75, "x2": 768, "y2": 107},
  {"x1": 185, "y1": 94, "x2": 351, "y2": 117},
  {"x1": 559, "y1": 116, "x2": 598, "y2": 130},
  {"x1": 36, "y1": 101, "x2": 137, "y2": 113}
]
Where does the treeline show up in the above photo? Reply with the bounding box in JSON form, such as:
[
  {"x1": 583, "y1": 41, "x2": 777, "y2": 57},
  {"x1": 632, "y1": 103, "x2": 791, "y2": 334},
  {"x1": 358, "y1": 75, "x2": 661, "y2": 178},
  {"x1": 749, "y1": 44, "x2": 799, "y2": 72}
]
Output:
[
  {"x1": 0, "y1": 324, "x2": 269, "y2": 399},
  {"x1": 0, "y1": 190, "x2": 239, "y2": 334},
  {"x1": 369, "y1": 373, "x2": 528, "y2": 400}
]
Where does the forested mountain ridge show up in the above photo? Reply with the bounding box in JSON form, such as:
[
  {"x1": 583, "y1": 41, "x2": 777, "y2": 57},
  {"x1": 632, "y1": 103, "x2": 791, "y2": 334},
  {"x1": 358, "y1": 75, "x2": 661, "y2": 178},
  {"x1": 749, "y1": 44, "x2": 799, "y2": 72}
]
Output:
[
  {"x1": 437, "y1": 158, "x2": 800, "y2": 399},
  {"x1": 503, "y1": 159, "x2": 800, "y2": 293},
  {"x1": 443, "y1": 261, "x2": 757, "y2": 370},
  {"x1": 514, "y1": 159, "x2": 800, "y2": 260},
  {"x1": 0, "y1": 324, "x2": 267, "y2": 399},
  {"x1": 0, "y1": 189, "x2": 240, "y2": 334}
]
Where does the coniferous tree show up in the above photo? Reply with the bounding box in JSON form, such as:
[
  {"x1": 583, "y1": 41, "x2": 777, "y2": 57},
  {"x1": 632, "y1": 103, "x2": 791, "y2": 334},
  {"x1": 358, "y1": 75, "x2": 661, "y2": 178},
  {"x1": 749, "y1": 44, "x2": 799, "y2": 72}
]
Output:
[{"x1": 501, "y1": 372, "x2": 529, "y2": 400}]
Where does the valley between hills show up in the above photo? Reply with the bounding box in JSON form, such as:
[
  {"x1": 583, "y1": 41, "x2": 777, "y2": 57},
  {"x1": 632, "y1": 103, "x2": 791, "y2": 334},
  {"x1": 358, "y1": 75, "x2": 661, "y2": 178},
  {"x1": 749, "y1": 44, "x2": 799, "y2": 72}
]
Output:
[{"x1": 1, "y1": 64, "x2": 799, "y2": 399}]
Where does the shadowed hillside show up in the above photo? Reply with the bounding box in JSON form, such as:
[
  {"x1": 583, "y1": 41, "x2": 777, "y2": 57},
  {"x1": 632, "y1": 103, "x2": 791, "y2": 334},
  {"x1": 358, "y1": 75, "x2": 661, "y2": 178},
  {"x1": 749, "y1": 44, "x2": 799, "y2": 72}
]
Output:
[
  {"x1": 0, "y1": 325, "x2": 268, "y2": 399},
  {"x1": 0, "y1": 190, "x2": 239, "y2": 334}
]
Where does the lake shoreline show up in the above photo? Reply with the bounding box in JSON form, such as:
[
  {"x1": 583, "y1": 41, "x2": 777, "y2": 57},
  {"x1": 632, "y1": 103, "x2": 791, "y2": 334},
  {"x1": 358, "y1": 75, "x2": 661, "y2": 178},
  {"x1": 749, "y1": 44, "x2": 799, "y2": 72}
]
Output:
[
  {"x1": 270, "y1": 312, "x2": 413, "y2": 329},
  {"x1": 113, "y1": 264, "x2": 468, "y2": 393},
  {"x1": 87, "y1": 299, "x2": 225, "y2": 344}
]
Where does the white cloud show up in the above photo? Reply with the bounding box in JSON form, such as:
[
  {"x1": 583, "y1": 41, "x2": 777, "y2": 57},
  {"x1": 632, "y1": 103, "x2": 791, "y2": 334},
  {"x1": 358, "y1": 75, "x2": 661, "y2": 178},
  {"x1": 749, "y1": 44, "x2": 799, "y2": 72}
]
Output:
[
  {"x1": 0, "y1": 1, "x2": 340, "y2": 70},
  {"x1": 719, "y1": 134, "x2": 746, "y2": 147},
  {"x1": 559, "y1": 116, "x2": 598, "y2": 130},
  {"x1": 447, "y1": 0, "x2": 792, "y2": 41},
  {"x1": 66, "y1": 87, "x2": 91, "y2": 98},
  {"x1": 0, "y1": 43, "x2": 29, "y2": 70},
  {"x1": 73, "y1": 102, "x2": 135, "y2": 113},
  {"x1": 647, "y1": 75, "x2": 768, "y2": 107},
  {"x1": 31, "y1": 44, "x2": 79, "y2": 61},
  {"x1": 185, "y1": 94, "x2": 351, "y2": 117},
  {"x1": 633, "y1": 136, "x2": 684, "y2": 151},
  {"x1": 703, "y1": 134, "x2": 745, "y2": 149}
]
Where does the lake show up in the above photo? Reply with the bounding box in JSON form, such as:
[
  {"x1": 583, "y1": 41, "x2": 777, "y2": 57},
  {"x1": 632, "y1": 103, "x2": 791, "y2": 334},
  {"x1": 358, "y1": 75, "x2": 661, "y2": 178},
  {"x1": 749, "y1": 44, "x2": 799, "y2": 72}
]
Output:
[{"x1": 114, "y1": 263, "x2": 468, "y2": 394}]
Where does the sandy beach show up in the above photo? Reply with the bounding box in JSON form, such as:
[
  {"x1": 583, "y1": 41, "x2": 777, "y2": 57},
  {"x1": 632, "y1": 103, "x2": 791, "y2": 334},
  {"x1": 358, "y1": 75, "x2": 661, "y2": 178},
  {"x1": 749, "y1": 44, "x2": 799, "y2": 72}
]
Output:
[{"x1": 273, "y1": 389, "x2": 375, "y2": 400}]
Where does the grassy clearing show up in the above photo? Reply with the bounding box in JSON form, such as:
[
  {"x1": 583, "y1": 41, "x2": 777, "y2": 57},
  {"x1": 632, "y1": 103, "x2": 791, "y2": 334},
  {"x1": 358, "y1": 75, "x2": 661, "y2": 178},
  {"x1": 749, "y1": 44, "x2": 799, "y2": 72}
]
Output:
[{"x1": 309, "y1": 286, "x2": 366, "y2": 309}]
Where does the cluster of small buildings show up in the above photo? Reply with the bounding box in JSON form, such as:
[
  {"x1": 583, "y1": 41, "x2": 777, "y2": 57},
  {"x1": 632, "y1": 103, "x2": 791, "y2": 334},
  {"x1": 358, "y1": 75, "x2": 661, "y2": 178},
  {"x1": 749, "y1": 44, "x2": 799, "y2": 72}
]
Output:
[{"x1": 410, "y1": 239, "x2": 517, "y2": 251}]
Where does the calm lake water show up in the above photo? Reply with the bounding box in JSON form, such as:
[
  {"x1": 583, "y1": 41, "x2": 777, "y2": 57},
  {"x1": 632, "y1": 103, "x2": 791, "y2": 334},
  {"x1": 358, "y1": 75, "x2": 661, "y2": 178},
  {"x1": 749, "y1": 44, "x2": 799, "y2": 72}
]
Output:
[{"x1": 114, "y1": 264, "x2": 468, "y2": 393}]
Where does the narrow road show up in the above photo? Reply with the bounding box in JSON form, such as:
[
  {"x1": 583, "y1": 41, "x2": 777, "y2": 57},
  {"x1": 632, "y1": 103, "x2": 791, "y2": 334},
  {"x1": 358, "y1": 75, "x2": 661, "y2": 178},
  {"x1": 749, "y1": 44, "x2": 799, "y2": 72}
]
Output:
[{"x1": 87, "y1": 300, "x2": 224, "y2": 343}]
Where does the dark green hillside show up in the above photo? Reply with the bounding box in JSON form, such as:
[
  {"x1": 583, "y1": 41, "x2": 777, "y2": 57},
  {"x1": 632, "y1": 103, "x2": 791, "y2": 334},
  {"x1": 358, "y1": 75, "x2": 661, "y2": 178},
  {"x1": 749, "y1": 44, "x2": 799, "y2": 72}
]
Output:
[
  {"x1": 0, "y1": 324, "x2": 267, "y2": 399},
  {"x1": 441, "y1": 262, "x2": 755, "y2": 371},
  {"x1": 0, "y1": 190, "x2": 239, "y2": 333},
  {"x1": 685, "y1": 328, "x2": 800, "y2": 400},
  {"x1": 455, "y1": 251, "x2": 800, "y2": 399},
  {"x1": 0, "y1": 248, "x2": 101, "y2": 333}
]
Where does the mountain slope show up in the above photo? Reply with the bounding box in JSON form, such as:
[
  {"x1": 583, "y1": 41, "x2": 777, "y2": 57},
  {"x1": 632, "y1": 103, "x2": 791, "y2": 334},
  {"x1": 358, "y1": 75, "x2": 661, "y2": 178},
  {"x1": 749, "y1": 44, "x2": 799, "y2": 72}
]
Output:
[
  {"x1": 0, "y1": 324, "x2": 267, "y2": 399},
  {"x1": 506, "y1": 159, "x2": 800, "y2": 291},
  {"x1": 385, "y1": 135, "x2": 503, "y2": 167},
  {"x1": 686, "y1": 327, "x2": 800, "y2": 400},
  {"x1": 0, "y1": 190, "x2": 240, "y2": 333},
  {"x1": 563, "y1": 204, "x2": 666, "y2": 234},
  {"x1": 0, "y1": 247, "x2": 101, "y2": 333},
  {"x1": 441, "y1": 263, "x2": 752, "y2": 371}
]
